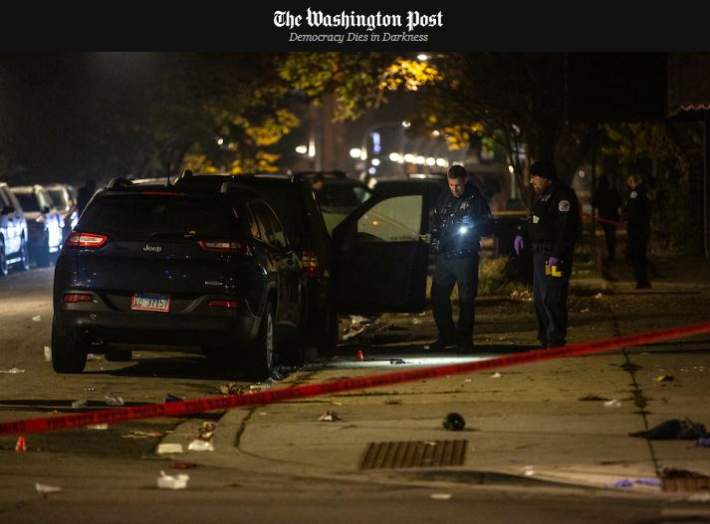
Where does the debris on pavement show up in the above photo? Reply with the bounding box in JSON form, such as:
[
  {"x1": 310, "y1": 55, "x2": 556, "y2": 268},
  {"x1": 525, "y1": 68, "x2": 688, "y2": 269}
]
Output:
[
  {"x1": 156, "y1": 443, "x2": 184, "y2": 455},
  {"x1": 218, "y1": 383, "x2": 247, "y2": 395},
  {"x1": 0, "y1": 368, "x2": 25, "y2": 374},
  {"x1": 249, "y1": 381, "x2": 273, "y2": 391},
  {"x1": 35, "y1": 483, "x2": 62, "y2": 495},
  {"x1": 197, "y1": 423, "x2": 216, "y2": 440},
  {"x1": 595, "y1": 292, "x2": 604, "y2": 299},
  {"x1": 610, "y1": 479, "x2": 634, "y2": 488},
  {"x1": 390, "y1": 358, "x2": 405, "y2": 365},
  {"x1": 165, "y1": 394, "x2": 184, "y2": 403},
  {"x1": 187, "y1": 439, "x2": 214, "y2": 452},
  {"x1": 630, "y1": 419, "x2": 709, "y2": 440},
  {"x1": 318, "y1": 411, "x2": 342, "y2": 422},
  {"x1": 86, "y1": 424, "x2": 108, "y2": 430},
  {"x1": 123, "y1": 431, "x2": 164, "y2": 439},
  {"x1": 71, "y1": 399, "x2": 88, "y2": 409},
  {"x1": 580, "y1": 308, "x2": 590, "y2": 313},
  {"x1": 15, "y1": 436, "x2": 26, "y2": 452},
  {"x1": 491, "y1": 372, "x2": 502, "y2": 379},
  {"x1": 656, "y1": 375, "x2": 675, "y2": 383},
  {"x1": 522, "y1": 466, "x2": 535, "y2": 477},
  {"x1": 84, "y1": 387, "x2": 95, "y2": 392},
  {"x1": 157, "y1": 471, "x2": 189, "y2": 490},
  {"x1": 32, "y1": 315, "x2": 41, "y2": 322},
  {"x1": 87, "y1": 354, "x2": 103, "y2": 362},
  {"x1": 170, "y1": 462, "x2": 198, "y2": 470},
  {"x1": 688, "y1": 492, "x2": 710, "y2": 502},
  {"x1": 636, "y1": 478, "x2": 663, "y2": 487},
  {"x1": 356, "y1": 350, "x2": 365, "y2": 361},
  {"x1": 104, "y1": 393, "x2": 124, "y2": 406},
  {"x1": 604, "y1": 399, "x2": 622, "y2": 408},
  {"x1": 442, "y1": 413, "x2": 466, "y2": 431},
  {"x1": 578, "y1": 395, "x2": 610, "y2": 401},
  {"x1": 44, "y1": 346, "x2": 52, "y2": 362},
  {"x1": 430, "y1": 493, "x2": 453, "y2": 500},
  {"x1": 412, "y1": 317, "x2": 422, "y2": 325}
]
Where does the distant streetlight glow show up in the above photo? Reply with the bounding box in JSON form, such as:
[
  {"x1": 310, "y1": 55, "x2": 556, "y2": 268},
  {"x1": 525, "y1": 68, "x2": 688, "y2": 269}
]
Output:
[
  {"x1": 508, "y1": 165, "x2": 515, "y2": 174},
  {"x1": 426, "y1": 157, "x2": 436, "y2": 166},
  {"x1": 431, "y1": 130, "x2": 440, "y2": 137},
  {"x1": 217, "y1": 137, "x2": 224, "y2": 146},
  {"x1": 295, "y1": 145, "x2": 308, "y2": 155},
  {"x1": 404, "y1": 154, "x2": 415, "y2": 163},
  {"x1": 350, "y1": 148, "x2": 363, "y2": 159},
  {"x1": 417, "y1": 54, "x2": 429, "y2": 61},
  {"x1": 389, "y1": 152, "x2": 401, "y2": 162},
  {"x1": 402, "y1": 121, "x2": 411, "y2": 128},
  {"x1": 416, "y1": 156, "x2": 425, "y2": 165},
  {"x1": 372, "y1": 158, "x2": 381, "y2": 166},
  {"x1": 368, "y1": 167, "x2": 376, "y2": 175},
  {"x1": 308, "y1": 139, "x2": 316, "y2": 158},
  {"x1": 436, "y1": 158, "x2": 447, "y2": 167}
]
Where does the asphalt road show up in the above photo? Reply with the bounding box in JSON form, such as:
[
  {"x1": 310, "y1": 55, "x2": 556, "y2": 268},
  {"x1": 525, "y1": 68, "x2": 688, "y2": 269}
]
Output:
[{"x1": 1, "y1": 266, "x2": 709, "y2": 523}]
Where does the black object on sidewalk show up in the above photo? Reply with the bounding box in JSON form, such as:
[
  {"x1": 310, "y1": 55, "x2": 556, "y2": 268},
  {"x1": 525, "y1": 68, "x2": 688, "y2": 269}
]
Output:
[{"x1": 630, "y1": 419, "x2": 709, "y2": 440}]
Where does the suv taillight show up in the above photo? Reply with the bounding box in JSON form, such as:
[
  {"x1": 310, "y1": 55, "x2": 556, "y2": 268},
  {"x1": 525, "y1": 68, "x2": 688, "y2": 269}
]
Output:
[
  {"x1": 198, "y1": 239, "x2": 252, "y2": 255},
  {"x1": 302, "y1": 249, "x2": 319, "y2": 277},
  {"x1": 65, "y1": 232, "x2": 108, "y2": 248}
]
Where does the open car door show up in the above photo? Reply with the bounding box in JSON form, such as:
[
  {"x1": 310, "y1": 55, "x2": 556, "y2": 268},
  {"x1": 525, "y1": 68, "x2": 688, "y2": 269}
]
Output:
[{"x1": 332, "y1": 186, "x2": 430, "y2": 314}]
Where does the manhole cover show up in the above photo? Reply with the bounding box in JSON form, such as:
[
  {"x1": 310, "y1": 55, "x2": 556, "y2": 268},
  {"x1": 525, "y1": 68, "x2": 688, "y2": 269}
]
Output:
[{"x1": 359, "y1": 440, "x2": 467, "y2": 470}]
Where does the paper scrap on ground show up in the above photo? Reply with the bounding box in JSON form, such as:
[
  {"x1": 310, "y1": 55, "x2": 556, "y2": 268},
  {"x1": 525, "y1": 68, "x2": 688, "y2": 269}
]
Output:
[
  {"x1": 157, "y1": 443, "x2": 184, "y2": 455},
  {"x1": 157, "y1": 472, "x2": 189, "y2": 490},
  {"x1": 44, "y1": 347, "x2": 52, "y2": 362},
  {"x1": 32, "y1": 316, "x2": 41, "y2": 322},
  {"x1": 604, "y1": 399, "x2": 622, "y2": 408},
  {"x1": 187, "y1": 439, "x2": 214, "y2": 452},
  {"x1": 0, "y1": 368, "x2": 25, "y2": 374},
  {"x1": 35, "y1": 483, "x2": 62, "y2": 495}
]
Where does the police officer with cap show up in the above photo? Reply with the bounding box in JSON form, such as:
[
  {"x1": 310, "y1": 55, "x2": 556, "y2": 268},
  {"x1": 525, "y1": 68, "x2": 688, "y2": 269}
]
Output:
[
  {"x1": 513, "y1": 160, "x2": 580, "y2": 348},
  {"x1": 429, "y1": 165, "x2": 495, "y2": 353}
]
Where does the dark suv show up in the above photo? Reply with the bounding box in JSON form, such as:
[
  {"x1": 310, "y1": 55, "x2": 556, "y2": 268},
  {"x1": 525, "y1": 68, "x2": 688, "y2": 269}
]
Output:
[
  {"x1": 0, "y1": 182, "x2": 30, "y2": 276},
  {"x1": 52, "y1": 179, "x2": 304, "y2": 378}
]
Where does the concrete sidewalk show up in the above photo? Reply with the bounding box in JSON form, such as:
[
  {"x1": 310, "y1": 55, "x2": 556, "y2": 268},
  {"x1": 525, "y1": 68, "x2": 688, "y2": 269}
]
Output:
[{"x1": 160, "y1": 255, "x2": 710, "y2": 498}]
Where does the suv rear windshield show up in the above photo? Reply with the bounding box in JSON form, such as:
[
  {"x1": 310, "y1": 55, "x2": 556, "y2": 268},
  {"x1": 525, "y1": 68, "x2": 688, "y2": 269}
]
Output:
[{"x1": 80, "y1": 195, "x2": 238, "y2": 240}]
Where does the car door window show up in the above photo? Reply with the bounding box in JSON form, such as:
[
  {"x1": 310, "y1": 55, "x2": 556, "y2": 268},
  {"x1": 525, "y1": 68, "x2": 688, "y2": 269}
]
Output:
[
  {"x1": 246, "y1": 205, "x2": 263, "y2": 242},
  {"x1": 254, "y1": 203, "x2": 288, "y2": 249},
  {"x1": 356, "y1": 195, "x2": 423, "y2": 242}
]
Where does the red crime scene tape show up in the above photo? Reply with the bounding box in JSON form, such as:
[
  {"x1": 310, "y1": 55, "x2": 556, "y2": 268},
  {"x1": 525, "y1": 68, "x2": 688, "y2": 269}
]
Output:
[{"x1": 2, "y1": 320, "x2": 710, "y2": 436}]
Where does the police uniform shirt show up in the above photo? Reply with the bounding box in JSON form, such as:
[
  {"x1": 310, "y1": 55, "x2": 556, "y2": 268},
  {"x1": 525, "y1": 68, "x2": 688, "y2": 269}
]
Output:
[
  {"x1": 526, "y1": 181, "x2": 580, "y2": 259},
  {"x1": 431, "y1": 183, "x2": 494, "y2": 253}
]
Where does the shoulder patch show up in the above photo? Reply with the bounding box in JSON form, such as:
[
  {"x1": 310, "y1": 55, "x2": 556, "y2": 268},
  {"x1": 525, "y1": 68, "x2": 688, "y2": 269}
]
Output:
[
  {"x1": 558, "y1": 200, "x2": 571, "y2": 212},
  {"x1": 630, "y1": 191, "x2": 638, "y2": 199},
  {"x1": 460, "y1": 201, "x2": 469, "y2": 210}
]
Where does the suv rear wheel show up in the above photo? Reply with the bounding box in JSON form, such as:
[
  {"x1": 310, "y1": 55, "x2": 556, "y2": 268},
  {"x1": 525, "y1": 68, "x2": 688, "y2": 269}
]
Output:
[
  {"x1": 0, "y1": 239, "x2": 7, "y2": 277},
  {"x1": 247, "y1": 302, "x2": 275, "y2": 380},
  {"x1": 51, "y1": 318, "x2": 88, "y2": 373},
  {"x1": 17, "y1": 238, "x2": 30, "y2": 271}
]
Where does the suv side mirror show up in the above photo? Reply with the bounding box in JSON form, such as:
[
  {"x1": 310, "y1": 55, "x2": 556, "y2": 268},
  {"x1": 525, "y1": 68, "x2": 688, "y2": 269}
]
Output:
[{"x1": 1, "y1": 205, "x2": 14, "y2": 215}]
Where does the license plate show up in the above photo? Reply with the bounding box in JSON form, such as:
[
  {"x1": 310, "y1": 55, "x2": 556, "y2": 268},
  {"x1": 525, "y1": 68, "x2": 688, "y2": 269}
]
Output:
[{"x1": 130, "y1": 293, "x2": 171, "y2": 313}]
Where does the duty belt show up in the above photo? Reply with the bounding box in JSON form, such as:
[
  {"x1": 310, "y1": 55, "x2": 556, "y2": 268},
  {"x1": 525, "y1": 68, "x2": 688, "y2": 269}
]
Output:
[{"x1": 532, "y1": 242, "x2": 555, "y2": 254}]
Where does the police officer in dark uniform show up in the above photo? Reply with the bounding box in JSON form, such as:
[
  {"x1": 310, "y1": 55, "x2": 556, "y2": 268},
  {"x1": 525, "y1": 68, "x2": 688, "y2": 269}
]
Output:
[
  {"x1": 513, "y1": 161, "x2": 580, "y2": 348},
  {"x1": 429, "y1": 165, "x2": 495, "y2": 353},
  {"x1": 622, "y1": 174, "x2": 651, "y2": 289}
]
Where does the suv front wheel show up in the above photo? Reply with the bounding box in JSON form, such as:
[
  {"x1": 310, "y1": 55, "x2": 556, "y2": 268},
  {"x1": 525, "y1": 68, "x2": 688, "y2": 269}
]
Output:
[{"x1": 51, "y1": 318, "x2": 88, "y2": 373}]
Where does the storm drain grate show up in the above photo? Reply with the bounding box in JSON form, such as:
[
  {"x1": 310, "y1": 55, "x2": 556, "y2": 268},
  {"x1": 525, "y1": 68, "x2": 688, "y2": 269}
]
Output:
[{"x1": 359, "y1": 440, "x2": 468, "y2": 470}]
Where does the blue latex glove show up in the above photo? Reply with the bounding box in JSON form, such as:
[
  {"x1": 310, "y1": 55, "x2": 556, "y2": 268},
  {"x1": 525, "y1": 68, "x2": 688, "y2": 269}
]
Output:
[
  {"x1": 513, "y1": 235, "x2": 524, "y2": 255},
  {"x1": 547, "y1": 256, "x2": 560, "y2": 267}
]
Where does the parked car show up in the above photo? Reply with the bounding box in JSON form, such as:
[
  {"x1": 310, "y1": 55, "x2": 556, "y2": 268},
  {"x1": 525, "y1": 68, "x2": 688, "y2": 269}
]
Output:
[
  {"x1": 10, "y1": 185, "x2": 64, "y2": 267},
  {"x1": 0, "y1": 182, "x2": 30, "y2": 276},
  {"x1": 53, "y1": 174, "x2": 434, "y2": 377},
  {"x1": 53, "y1": 177, "x2": 305, "y2": 378},
  {"x1": 45, "y1": 184, "x2": 79, "y2": 242},
  {"x1": 296, "y1": 171, "x2": 372, "y2": 233}
]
